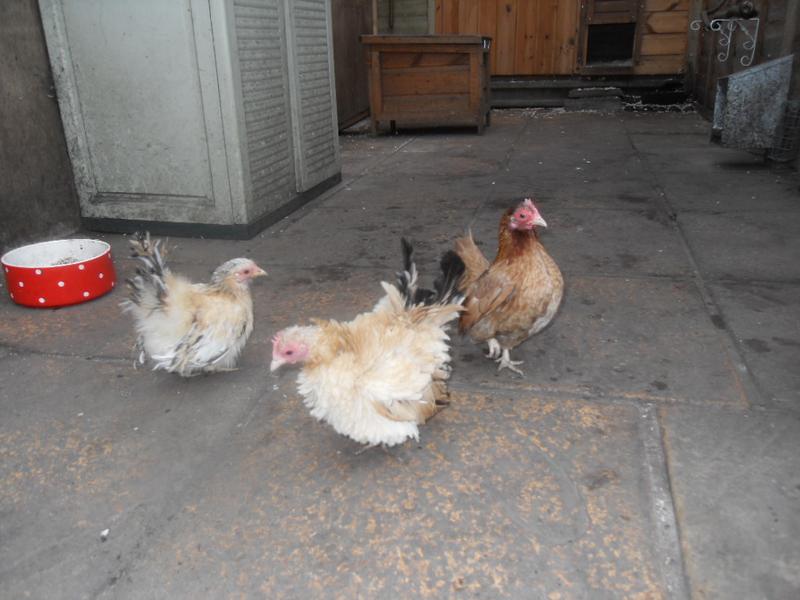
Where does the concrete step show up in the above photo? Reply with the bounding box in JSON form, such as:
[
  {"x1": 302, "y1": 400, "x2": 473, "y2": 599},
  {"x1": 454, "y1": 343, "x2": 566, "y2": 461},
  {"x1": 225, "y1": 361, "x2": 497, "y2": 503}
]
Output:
[{"x1": 490, "y1": 76, "x2": 684, "y2": 108}]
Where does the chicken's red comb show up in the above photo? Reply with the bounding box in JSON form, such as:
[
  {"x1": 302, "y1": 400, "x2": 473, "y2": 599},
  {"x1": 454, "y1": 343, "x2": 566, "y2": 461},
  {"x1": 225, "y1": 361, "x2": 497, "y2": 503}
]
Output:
[{"x1": 521, "y1": 198, "x2": 536, "y2": 209}]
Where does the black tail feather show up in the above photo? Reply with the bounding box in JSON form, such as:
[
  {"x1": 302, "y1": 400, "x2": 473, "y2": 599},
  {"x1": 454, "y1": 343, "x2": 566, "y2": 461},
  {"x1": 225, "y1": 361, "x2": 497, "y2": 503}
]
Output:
[
  {"x1": 125, "y1": 232, "x2": 170, "y2": 306},
  {"x1": 396, "y1": 239, "x2": 465, "y2": 307},
  {"x1": 432, "y1": 250, "x2": 466, "y2": 305},
  {"x1": 397, "y1": 237, "x2": 433, "y2": 307}
]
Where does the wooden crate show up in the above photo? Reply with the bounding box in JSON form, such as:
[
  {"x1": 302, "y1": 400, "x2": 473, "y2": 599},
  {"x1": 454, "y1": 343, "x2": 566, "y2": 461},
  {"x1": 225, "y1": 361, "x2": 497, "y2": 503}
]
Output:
[{"x1": 361, "y1": 35, "x2": 491, "y2": 134}]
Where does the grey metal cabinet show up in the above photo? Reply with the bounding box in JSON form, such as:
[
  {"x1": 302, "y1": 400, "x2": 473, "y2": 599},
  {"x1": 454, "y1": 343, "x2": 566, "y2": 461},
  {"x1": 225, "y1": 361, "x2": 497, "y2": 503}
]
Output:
[{"x1": 39, "y1": 0, "x2": 340, "y2": 238}]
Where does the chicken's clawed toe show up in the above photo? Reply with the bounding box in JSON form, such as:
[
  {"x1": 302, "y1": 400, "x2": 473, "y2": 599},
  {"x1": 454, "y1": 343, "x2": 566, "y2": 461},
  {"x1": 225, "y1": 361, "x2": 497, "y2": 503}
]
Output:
[{"x1": 496, "y1": 349, "x2": 525, "y2": 377}]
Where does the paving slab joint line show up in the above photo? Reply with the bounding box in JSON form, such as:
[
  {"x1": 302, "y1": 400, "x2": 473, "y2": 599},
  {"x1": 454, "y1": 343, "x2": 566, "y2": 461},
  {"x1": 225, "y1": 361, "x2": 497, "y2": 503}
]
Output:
[
  {"x1": 0, "y1": 343, "x2": 130, "y2": 365},
  {"x1": 625, "y1": 127, "x2": 764, "y2": 408},
  {"x1": 469, "y1": 116, "x2": 533, "y2": 225},
  {"x1": 640, "y1": 403, "x2": 692, "y2": 599}
]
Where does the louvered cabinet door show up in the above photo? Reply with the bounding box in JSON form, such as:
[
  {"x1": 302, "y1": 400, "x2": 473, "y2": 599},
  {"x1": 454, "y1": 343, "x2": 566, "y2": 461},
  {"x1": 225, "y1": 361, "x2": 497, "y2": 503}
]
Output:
[
  {"x1": 233, "y1": 0, "x2": 297, "y2": 218},
  {"x1": 284, "y1": 0, "x2": 341, "y2": 192}
]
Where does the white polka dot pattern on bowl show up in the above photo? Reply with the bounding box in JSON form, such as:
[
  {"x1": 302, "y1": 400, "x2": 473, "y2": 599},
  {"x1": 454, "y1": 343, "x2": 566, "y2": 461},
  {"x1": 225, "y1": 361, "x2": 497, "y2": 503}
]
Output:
[
  {"x1": 78, "y1": 264, "x2": 85, "y2": 270},
  {"x1": 83, "y1": 291, "x2": 90, "y2": 298},
  {"x1": 38, "y1": 297, "x2": 45, "y2": 304},
  {"x1": 58, "y1": 281, "x2": 65, "y2": 287},
  {"x1": 18, "y1": 281, "x2": 24, "y2": 287},
  {"x1": 99, "y1": 273, "x2": 104, "y2": 279},
  {"x1": 35, "y1": 269, "x2": 42, "y2": 275}
]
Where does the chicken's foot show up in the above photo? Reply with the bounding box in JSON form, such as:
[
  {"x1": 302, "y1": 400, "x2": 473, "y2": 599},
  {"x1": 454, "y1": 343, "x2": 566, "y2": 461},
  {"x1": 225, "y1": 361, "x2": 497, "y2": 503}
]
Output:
[
  {"x1": 354, "y1": 443, "x2": 378, "y2": 456},
  {"x1": 496, "y1": 349, "x2": 524, "y2": 376}
]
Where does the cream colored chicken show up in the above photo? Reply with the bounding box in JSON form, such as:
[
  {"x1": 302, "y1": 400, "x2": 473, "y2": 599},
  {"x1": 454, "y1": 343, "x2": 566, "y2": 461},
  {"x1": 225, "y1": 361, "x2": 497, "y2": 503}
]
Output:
[
  {"x1": 122, "y1": 233, "x2": 266, "y2": 376},
  {"x1": 270, "y1": 243, "x2": 464, "y2": 449}
]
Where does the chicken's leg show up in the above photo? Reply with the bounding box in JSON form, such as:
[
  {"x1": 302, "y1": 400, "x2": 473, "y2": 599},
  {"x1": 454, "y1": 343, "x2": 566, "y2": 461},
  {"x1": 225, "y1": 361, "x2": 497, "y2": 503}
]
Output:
[
  {"x1": 354, "y1": 443, "x2": 378, "y2": 456},
  {"x1": 485, "y1": 338, "x2": 502, "y2": 359},
  {"x1": 496, "y1": 348, "x2": 524, "y2": 376}
]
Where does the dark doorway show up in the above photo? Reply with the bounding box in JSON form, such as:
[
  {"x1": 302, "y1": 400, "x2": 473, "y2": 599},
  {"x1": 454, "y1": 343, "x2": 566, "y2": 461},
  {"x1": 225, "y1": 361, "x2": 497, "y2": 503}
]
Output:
[{"x1": 586, "y1": 23, "x2": 636, "y2": 66}]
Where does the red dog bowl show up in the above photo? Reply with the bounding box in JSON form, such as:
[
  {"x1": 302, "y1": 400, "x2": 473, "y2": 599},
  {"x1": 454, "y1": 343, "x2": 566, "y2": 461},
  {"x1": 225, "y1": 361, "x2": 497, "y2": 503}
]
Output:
[{"x1": 2, "y1": 239, "x2": 116, "y2": 308}]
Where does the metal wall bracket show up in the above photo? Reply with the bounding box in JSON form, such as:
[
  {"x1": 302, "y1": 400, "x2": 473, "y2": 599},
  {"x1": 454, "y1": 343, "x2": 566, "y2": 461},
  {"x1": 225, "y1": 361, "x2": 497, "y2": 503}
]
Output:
[{"x1": 690, "y1": 18, "x2": 760, "y2": 67}]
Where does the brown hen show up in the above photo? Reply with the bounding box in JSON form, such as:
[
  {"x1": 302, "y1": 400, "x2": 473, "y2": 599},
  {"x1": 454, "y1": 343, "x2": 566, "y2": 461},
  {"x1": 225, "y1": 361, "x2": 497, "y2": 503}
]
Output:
[{"x1": 455, "y1": 198, "x2": 563, "y2": 375}]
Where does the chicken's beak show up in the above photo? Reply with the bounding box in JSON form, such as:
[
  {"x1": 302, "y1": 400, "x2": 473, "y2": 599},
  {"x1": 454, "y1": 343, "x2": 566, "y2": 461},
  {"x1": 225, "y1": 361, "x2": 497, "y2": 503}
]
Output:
[
  {"x1": 254, "y1": 266, "x2": 268, "y2": 278},
  {"x1": 533, "y1": 214, "x2": 548, "y2": 228},
  {"x1": 269, "y1": 358, "x2": 284, "y2": 373}
]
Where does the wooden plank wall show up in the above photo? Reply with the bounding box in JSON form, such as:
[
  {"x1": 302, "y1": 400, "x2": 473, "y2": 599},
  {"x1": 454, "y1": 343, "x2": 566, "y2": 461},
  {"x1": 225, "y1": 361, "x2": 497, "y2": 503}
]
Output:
[
  {"x1": 689, "y1": 1, "x2": 797, "y2": 113},
  {"x1": 633, "y1": 0, "x2": 690, "y2": 75},
  {"x1": 331, "y1": 0, "x2": 373, "y2": 129},
  {"x1": 435, "y1": 0, "x2": 579, "y2": 75},
  {"x1": 377, "y1": 0, "x2": 430, "y2": 33},
  {"x1": 436, "y1": 0, "x2": 689, "y2": 76}
]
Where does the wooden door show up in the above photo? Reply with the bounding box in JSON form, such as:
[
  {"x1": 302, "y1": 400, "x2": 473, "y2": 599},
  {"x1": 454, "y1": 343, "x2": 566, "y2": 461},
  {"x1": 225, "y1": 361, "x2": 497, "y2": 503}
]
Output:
[
  {"x1": 586, "y1": 0, "x2": 638, "y2": 24},
  {"x1": 435, "y1": 0, "x2": 579, "y2": 75}
]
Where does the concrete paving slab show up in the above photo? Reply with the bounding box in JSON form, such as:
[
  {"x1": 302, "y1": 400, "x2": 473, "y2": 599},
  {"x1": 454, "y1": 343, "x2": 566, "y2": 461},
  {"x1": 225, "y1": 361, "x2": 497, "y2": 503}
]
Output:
[
  {"x1": 0, "y1": 283, "x2": 135, "y2": 359},
  {"x1": 396, "y1": 132, "x2": 514, "y2": 157},
  {"x1": 709, "y1": 281, "x2": 800, "y2": 410},
  {"x1": 71, "y1": 230, "x2": 273, "y2": 270},
  {"x1": 0, "y1": 351, "x2": 274, "y2": 599},
  {"x1": 249, "y1": 202, "x2": 468, "y2": 272},
  {"x1": 505, "y1": 163, "x2": 665, "y2": 212},
  {"x1": 678, "y1": 210, "x2": 800, "y2": 282},
  {"x1": 368, "y1": 149, "x2": 504, "y2": 180},
  {"x1": 630, "y1": 135, "x2": 800, "y2": 212},
  {"x1": 619, "y1": 112, "x2": 708, "y2": 136},
  {"x1": 510, "y1": 114, "x2": 639, "y2": 160},
  {"x1": 97, "y1": 393, "x2": 682, "y2": 599},
  {"x1": 506, "y1": 119, "x2": 664, "y2": 210},
  {"x1": 339, "y1": 134, "x2": 415, "y2": 179},
  {"x1": 4, "y1": 108, "x2": 798, "y2": 600},
  {"x1": 0, "y1": 256, "x2": 281, "y2": 361},
  {"x1": 466, "y1": 203, "x2": 690, "y2": 279},
  {"x1": 661, "y1": 405, "x2": 800, "y2": 600},
  {"x1": 448, "y1": 276, "x2": 747, "y2": 407},
  {"x1": 331, "y1": 173, "x2": 492, "y2": 212},
  {"x1": 0, "y1": 260, "x2": 387, "y2": 371},
  {"x1": 630, "y1": 132, "x2": 768, "y2": 171},
  {"x1": 657, "y1": 176, "x2": 800, "y2": 213},
  {"x1": 468, "y1": 172, "x2": 666, "y2": 214}
]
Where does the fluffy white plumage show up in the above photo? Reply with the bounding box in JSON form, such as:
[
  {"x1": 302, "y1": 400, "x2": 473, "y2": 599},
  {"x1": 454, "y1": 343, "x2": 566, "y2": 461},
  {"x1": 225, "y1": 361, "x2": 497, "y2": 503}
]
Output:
[
  {"x1": 122, "y1": 233, "x2": 266, "y2": 377},
  {"x1": 273, "y1": 283, "x2": 462, "y2": 447}
]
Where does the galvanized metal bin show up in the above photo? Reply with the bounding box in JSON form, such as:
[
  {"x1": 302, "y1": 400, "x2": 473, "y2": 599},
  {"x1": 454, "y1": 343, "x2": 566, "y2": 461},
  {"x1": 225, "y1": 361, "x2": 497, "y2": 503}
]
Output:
[
  {"x1": 39, "y1": 0, "x2": 341, "y2": 238},
  {"x1": 711, "y1": 55, "x2": 794, "y2": 152}
]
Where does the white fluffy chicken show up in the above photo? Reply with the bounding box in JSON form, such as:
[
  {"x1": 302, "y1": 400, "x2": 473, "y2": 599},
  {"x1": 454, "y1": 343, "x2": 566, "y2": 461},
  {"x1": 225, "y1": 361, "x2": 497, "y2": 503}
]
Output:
[
  {"x1": 270, "y1": 241, "x2": 465, "y2": 450},
  {"x1": 122, "y1": 232, "x2": 266, "y2": 376}
]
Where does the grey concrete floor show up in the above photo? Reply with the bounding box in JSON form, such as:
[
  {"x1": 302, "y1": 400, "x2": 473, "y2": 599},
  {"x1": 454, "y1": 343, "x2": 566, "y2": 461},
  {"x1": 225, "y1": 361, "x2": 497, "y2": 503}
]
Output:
[{"x1": 1, "y1": 109, "x2": 799, "y2": 599}]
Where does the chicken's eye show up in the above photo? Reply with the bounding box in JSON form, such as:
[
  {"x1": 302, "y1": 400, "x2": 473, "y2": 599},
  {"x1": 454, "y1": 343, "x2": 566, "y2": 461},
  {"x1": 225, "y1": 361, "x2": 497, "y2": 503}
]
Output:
[
  {"x1": 243, "y1": 269, "x2": 250, "y2": 275},
  {"x1": 286, "y1": 350, "x2": 294, "y2": 356}
]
